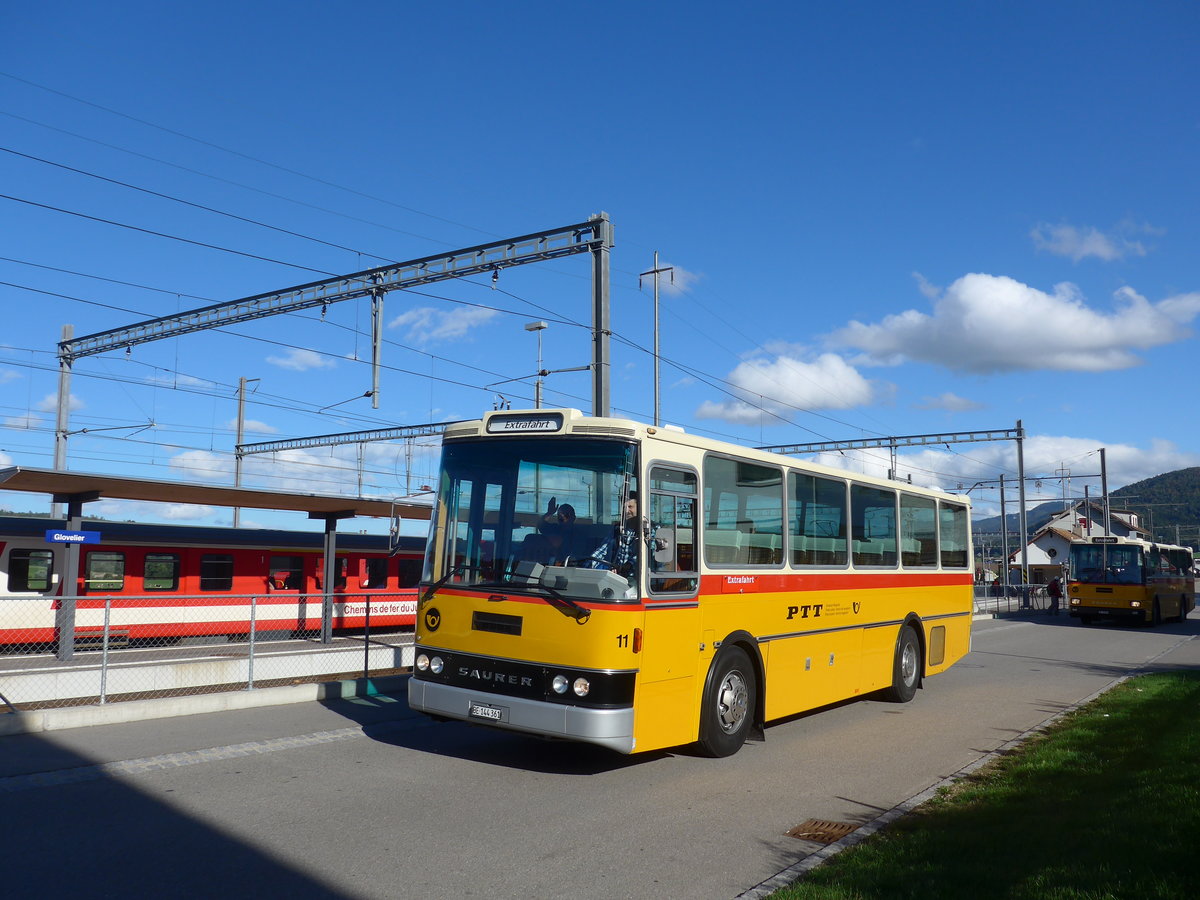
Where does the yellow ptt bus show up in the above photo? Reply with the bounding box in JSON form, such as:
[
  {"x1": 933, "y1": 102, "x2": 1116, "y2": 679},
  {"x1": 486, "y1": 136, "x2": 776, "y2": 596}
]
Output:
[
  {"x1": 1067, "y1": 535, "x2": 1194, "y2": 626},
  {"x1": 408, "y1": 408, "x2": 974, "y2": 756}
]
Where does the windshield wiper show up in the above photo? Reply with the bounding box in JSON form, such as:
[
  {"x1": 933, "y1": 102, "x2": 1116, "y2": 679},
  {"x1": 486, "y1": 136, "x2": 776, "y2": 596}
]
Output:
[
  {"x1": 523, "y1": 581, "x2": 591, "y2": 622},
  {"x1": 419, "y1": 563, "x2": 486, "y2": 604}
]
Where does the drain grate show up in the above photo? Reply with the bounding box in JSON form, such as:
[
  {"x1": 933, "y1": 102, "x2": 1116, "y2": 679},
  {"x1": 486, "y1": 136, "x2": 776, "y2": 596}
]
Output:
[{"x1": 785, "y1": 819, "x2": 858, "y2": 844}]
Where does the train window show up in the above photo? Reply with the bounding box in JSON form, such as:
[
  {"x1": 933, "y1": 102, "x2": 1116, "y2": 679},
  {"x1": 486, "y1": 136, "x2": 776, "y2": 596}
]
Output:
[
  {"x1": 86, "y1": 551, "x2": 125, "y2": 590},
  {"x1": 397, "y1": 557, "x2": 422, "y2": 588},
  {"x1": 200, "y1": 554, "x2": 234, "y2": 591},
  {"x1": 143, "y1": 553, "x2": 180, "y2": 591},
  {"x1": 365, "y1": 558, "x2": 389, "y2": 589},
  {"x1": 269, "y1": 555, "x2": 304, "y2": 590},
  {"x1": 9, "y1": 549, "x2": 54, "y2": 592}
]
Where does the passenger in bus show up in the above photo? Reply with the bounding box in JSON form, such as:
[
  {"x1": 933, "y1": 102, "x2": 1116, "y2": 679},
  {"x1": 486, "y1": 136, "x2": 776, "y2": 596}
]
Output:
[{"x1": 586, "y1": 494, "x2": 643, "y2": 576}]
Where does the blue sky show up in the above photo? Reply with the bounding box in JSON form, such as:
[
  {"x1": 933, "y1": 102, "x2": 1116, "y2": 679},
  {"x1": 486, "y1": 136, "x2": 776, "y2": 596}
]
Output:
[{"x1": 2, "y1": 1, "x2": 1198, "y2": 532}]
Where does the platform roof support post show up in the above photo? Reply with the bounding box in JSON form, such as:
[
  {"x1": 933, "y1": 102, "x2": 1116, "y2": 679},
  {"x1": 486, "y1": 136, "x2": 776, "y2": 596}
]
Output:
[{"x1": 311, "y1": 511, "x2": 356, "y2": 644}]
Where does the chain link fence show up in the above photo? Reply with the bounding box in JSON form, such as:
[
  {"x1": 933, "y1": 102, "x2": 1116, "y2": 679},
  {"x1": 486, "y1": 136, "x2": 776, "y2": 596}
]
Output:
[{"x1": 0, "y1": 592, "x2": 416, "y2": 711}]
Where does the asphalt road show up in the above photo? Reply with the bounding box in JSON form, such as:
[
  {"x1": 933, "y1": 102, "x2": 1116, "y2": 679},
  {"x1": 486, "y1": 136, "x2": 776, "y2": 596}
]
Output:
[{"x1": 1, "y1": 612, "x2": 1196, "y2": 899}]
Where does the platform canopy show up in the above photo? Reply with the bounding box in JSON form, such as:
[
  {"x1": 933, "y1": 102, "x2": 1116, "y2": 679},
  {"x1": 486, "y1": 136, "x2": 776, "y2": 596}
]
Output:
[{"x1": 0, "y1": 466, "x2": 432, "y2": 521}]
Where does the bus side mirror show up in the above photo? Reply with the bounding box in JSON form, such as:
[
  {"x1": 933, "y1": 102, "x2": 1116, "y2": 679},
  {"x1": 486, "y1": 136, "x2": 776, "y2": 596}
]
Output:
[{"x1": 653, "y1": 526, "x2": 674, "y2": 566}]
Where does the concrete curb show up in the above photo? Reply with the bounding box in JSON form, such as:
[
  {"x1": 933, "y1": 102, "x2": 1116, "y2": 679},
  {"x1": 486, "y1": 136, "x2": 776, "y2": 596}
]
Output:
[{"x1": 0, "y1": 674, "x2": 410, "y2": 738}]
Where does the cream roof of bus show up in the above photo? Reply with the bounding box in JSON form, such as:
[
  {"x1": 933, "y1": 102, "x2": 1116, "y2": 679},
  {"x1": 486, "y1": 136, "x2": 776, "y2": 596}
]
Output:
[
  {"x1": 454, "y1": 408, "x2": 971, "y2": 508},
  {"x1": 0, "y1": 466, "x2": 432, "y2": 521}
]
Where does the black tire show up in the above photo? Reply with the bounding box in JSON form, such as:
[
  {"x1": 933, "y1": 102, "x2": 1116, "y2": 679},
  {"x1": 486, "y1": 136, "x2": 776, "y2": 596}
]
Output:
[
  {"x1": 883, "y1": 625, "x2": 921, "y2": 703},
  {"x1": 698, "y1": 646, "x2": 755, "y2": 758}
]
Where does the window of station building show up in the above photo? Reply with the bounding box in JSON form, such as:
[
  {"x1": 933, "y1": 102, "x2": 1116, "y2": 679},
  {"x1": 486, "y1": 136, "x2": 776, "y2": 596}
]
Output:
[
  {"x1": 397, "y1": 557, "x2": 423, "y2": 588},
  {"x1": 703, "y1": 456, "x2": 783, "y2": 567},
  {"x1": 899, "y1": 494, "x2": 938, "y2": 568},
  {"x1": 269, "y1": 555, "x2": 304, "y2": 590},
  {"x1": 648, "y1": 465, "x2": 699, "y2": 594},
  {"x1": 939, "y1": 502, "x2": 969, "y2": 568},
  {"x1": 8, "y1": 548, "x2": 54, "y2": 592},
  {"x1": 788, "y1": 471, "x2": 848, "y2": 567},
  {"x1": 851, "y1": 485, "x2": 897, "y2": 567},
  {"x1": 364, "y1": 557, "x2": 389, "y2": 589},
  {"x1": 85, "y1": 551, "x2": 125, "y2": 590},
  {"x1": 143, "y1": 553, "x2": 180, "y2": 591},
  {"x1": 199, "y1": 553, "x2": 234, "y2": 591}
]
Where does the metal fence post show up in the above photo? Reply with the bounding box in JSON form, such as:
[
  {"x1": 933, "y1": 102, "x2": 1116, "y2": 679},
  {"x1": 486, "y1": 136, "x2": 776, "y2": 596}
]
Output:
[
  {"x1": 99, "y1": 597, "x2": 112, "y2": 704},
  {"x1": 247, "y1": 595, "x2": 257, "y2": 690},
  {"x1": 363, "y1": 594, "x2": 371, "y2": 681}
]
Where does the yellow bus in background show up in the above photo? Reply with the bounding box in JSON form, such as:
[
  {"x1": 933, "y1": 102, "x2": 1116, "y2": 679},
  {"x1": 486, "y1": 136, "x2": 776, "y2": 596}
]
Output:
[
  {"x1": 1067, "y1": 535, "x2": 1194, "y2": 626},
  {"x1": 408, "y1": 408, "x2": 974, "y2": 756}
]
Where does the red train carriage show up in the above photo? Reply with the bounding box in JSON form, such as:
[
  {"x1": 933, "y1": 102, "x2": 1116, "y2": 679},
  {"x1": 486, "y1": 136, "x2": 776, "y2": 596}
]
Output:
[{"x1": 0, "y1": 516, "x2": 426, "y2": 647}]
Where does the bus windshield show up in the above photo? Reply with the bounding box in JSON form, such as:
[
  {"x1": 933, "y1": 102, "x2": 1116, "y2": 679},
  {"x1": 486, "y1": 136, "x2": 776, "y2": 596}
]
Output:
[
  {"x1": 1069, "y1": 543, "x2": 1144, "y2": 585},
  {"x1": 423, "y1": 437, "x2": 641, "y2": 604}
]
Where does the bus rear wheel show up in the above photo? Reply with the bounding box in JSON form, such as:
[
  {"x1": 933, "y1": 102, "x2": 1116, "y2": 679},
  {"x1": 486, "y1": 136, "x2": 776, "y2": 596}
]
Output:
[
  {"x1": 698, "y1": 646, "x2": 755, "y2": 758},
  {"x1": 883, "y1": 625, "x2": 921, "y2": 703}
]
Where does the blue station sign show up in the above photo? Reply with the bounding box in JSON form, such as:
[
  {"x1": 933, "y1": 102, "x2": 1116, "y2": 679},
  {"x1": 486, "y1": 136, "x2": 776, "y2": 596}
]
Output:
[{"x1": 45, "y1": 529, "x2": 101, "y2": 545}]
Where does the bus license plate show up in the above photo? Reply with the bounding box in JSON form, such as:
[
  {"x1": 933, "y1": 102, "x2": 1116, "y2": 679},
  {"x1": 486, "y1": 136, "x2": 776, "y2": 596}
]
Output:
[{"x1": 469, "y1": 702, "x2": 505, "y2": 722}]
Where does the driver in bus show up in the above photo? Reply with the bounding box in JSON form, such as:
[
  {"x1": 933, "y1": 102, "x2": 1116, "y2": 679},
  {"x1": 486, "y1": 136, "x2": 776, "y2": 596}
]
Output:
[{"x1": 586, "y1": 494, "x2": 646, "y2": 577}]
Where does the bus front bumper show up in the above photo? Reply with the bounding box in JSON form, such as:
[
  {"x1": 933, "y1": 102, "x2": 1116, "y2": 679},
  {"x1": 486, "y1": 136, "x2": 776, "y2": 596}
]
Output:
[
  {"x1": 407, "y1": 678, "x2": 637, "y2": 754},
  {"x1": 1070, "y1": 606, "x2": 1146, "y2": 622}
]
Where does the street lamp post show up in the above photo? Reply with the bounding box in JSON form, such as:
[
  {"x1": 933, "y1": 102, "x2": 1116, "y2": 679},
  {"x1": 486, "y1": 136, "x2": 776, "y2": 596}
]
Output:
[{"x1": 524, "y1": 321, "x2": 548, "y2": 408}]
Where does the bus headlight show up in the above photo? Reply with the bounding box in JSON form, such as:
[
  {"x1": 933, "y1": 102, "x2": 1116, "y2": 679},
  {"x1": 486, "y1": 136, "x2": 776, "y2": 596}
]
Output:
[
  {"x1": 1130, "y1": 601, "x2": 1142, "y2": 609},
  {"x1": 430, "y1": 655, "x2": 444, "y2": 674},
  {"x1": 573, "y1": 677, "x2": 590, "y2": 697},
  {"x1": 552, "y1": 675, "x2": 569, "y2": 694},
  {"x1": 415, "y1": 654, "x2": 429, "y2": 672}
]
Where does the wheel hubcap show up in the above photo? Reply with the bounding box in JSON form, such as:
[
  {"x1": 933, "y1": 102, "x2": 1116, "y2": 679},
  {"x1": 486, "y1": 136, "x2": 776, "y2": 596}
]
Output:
[
  {"x1": 716, "y1": 670, "x2": 749, "y2": 733},
  {"x1": 900, "y1": 642, "x2": 917, "y2": 685}
]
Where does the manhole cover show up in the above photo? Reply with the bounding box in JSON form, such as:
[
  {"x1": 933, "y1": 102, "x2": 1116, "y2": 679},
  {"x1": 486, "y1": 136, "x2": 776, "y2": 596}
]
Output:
[{"x1": 785, "y1": 819, "x2": 858, "y2": 844}]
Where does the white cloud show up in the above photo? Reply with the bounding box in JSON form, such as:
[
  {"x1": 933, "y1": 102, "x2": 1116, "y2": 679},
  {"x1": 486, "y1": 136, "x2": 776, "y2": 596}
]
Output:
[
  {"x1": 145, "y1": 372, "x2": 215, "y2": 388},
  {"x1": 809, "y1": 434, "x2": 1200, "y2": 517},
  {"x1": 89, "y1": 499, "x2": 217, "y2": 522},
  {"x1": 266, "y1": 348, "x2": 335, "y2": 371},
  {"x1": 829, "y1": 274, "x2": 1200, "y2": 374},
  {"x1": 1030, "y1": 221, "x2": 1158, "y2": 262},
  {"x1": 4, "y1": 414, "x2": 41, "y2": 429},
  {"x1": 223, "y1": 417, "x2": 277, "y2": 434},
  {"x1": 912, "y1": 272, "x2": 941, "y2": 300},
  {"x1": 35, "y1": 392, "x2": 83, "y2": 413},
  {"x1": 914, "y1": 392, "x2": 983, "y2": 412},
  {"x1": 695, "y1": 352, "x2": 881, "y2": 425},
  {"x1": 647, "y1": 261, "x2": 702, "y2": 297},
  {"x1": 0, "y1": 450, "x2": 11, "y2": 466},
  {"x1": 0, "y1": 369, "x2": 21, "y2": 384},
  {"x1": 390, "y1": 306, "x2": 499, "y2": 342}
]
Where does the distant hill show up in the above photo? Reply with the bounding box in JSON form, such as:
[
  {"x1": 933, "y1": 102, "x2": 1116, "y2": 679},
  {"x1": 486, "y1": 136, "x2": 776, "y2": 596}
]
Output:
[{"x1": 972, "y1": 466, "x2": 1200, "y2": 547}]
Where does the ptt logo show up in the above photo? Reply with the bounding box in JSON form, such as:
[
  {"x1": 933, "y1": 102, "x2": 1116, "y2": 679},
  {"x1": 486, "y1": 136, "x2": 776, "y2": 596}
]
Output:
[
  {"x1": 786, "y1": 604, "x2": 824, "y2": 620},
  {"x1": 424, "y1": 608, "x2": 442, "y2": 632}
]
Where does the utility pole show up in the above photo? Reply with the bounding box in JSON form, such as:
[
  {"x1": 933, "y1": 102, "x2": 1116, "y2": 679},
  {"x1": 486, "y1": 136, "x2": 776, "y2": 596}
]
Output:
[
  {"x1": 639, "y1": 253, "x2": 674, "y2": 427},
  {"x1": 233, "y1": 376, "x2": 259, "y2": 527}
]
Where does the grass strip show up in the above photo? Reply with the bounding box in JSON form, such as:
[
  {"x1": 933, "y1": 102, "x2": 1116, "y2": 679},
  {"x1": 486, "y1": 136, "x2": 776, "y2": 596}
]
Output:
[{"x1": 771, "y1": 671, "x2": 1200, "y2": 900}]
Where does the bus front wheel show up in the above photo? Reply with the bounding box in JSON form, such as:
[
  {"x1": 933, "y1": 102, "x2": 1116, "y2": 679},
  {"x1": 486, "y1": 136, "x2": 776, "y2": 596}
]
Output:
[
  {"x1": 698, "y1": 646, "x2": 755, "y2": 758},
  {"x1": 883, "y1": 625, "x2": 921, "y2": 703}
]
